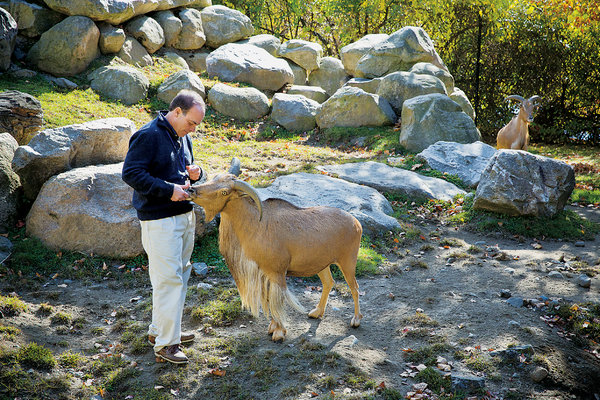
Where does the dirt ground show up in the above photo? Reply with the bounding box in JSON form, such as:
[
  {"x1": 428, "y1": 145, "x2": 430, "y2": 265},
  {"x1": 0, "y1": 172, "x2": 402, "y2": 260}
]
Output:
[{"x1": 2, "y1": 206, "x2": 599, "y2": 400}]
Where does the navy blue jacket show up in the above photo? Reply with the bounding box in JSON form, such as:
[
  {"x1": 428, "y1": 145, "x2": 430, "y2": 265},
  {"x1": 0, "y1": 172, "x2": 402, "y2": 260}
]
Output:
[{"x1": 122, "y1": 112, "x2": 199, "y2": 221}]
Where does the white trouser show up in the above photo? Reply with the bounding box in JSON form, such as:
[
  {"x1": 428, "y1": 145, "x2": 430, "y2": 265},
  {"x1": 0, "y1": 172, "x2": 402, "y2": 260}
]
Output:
[{"x1": 140, "y1": 211, "x2": 195, "y2": 352}]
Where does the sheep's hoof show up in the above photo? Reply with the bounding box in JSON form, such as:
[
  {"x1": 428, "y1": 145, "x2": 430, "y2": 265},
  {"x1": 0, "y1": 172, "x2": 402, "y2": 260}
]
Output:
[
  {"x1": 350, "y1": 315, "x2": 362, "y2": 328},
  {"x1": 271, "y1": 328, "x2": 286, "y2": 342},
  {"x1": 268, "y1": 320, "x2": 277, "y2": 335},
  {"x1": 308, "y1": 307, "x2": 323, "y2": 319}
]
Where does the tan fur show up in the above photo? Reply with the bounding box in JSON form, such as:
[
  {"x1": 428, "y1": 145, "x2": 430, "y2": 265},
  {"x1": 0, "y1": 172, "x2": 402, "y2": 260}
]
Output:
[
  {"x1": 189, "y1": 175, "x2": 363, "y2": 341},
  {"x1": 497, "y1": 95, "x2": 541, "y2": 151}
]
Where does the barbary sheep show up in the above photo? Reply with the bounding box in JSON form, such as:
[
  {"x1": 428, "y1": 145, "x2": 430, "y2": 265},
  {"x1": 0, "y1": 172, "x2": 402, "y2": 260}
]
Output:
[
  {"x1": 496, "y1": 94, "x2": 541, "y2": 151},
  {"x1": 187, "y1": 165, "x2": 363, "y2": 342}
]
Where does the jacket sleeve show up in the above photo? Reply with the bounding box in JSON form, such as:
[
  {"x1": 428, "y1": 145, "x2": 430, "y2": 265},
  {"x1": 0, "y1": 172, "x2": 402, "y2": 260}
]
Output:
[
  {"x1": 122, "y1": 131, "x2": 174, "y2": 198},
  {"x1": 185, "y1": 135, "x2": 203, "y2": 184}
]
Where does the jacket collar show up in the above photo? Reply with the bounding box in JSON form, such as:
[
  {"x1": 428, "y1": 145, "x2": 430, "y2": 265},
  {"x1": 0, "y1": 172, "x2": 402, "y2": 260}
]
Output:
[{"x1": 157, "y1": 110, "x2": 179, "y2": 140}]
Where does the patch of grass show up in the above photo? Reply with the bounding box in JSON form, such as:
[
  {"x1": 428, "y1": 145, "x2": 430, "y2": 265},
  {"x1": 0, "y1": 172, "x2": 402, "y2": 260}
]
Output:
[
  {"x1": 409, "y1": 259, "x2": 429, "y2": 269},
  {"x1": 414, "y1": 367, "x2": 452, "y2": 393},
  {"x1": 420, "y1": 244, "x2": 435, "y2": 252},
  {"x1": 191, "y1": 287, "x2": 244, "y2": 326},
  {"x1": 0, "y1": 324, "x2": 21, "y2": 340},
  {"x1": 395, "y1": 154, "x2": 469, "y2": 190},
  {"x1": 448, "y1": 251, "x2": 472, "y2": 259},
  {"x1": 90, "y1": 355, "x2": 129, "y2": 378},
  {"x1": 548, "y1": 301, "x2": 600, "y2": 347},
  {"x1": 467, "y1": 245, "x2": 482, "y2": 254},
  {"x1": 439, "y1": 238, "x2": 463, "y2": 247},
  {"x1": 104, "y1": 367, "x2": 141, "y2": 394},
  {"x1": 192, "y1": 229, "x2": 229, "y2": 277},
  {"x1": 50, "y1": 312, "x2": 72, "y2": 326},
  {"x1": 37, "y1": 303, "x2": 54, "y2": 316},
  {"x1": 404, "y1": 342, "x2": 450, "y2": 364},
  {"x1": 403, "y1": 311, "x2": 440, "y2": 327},
  {"x1": 58, "y1": 350, "x2": 85, "y2": 368},
  {"x1": 0, "y1": 294, "x2": 28, "y2": 316},
  {"x1": 17, "y1": 343, "x2": 56, "y2": 370},
  {"x1": 319, "y1": 126, "x2": 402, "y2": 154}
]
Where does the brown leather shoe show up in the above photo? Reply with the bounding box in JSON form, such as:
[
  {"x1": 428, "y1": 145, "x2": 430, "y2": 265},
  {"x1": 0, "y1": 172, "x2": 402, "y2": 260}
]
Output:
[
  {"x1": 155, "y1": 344, "x2": 189, "y2": 364},
  {"x1": 148, "y1": 333, "x2": 195, "y2": 346}
]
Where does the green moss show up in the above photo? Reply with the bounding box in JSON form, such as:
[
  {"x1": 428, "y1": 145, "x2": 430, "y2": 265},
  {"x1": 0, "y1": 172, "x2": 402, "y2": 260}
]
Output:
[
  {"x1": 0, "y1": 294, "x2": 28, "y2": 316},
  {"x1": 17, "y1": 343, "x2": 56, "y2": 370}
]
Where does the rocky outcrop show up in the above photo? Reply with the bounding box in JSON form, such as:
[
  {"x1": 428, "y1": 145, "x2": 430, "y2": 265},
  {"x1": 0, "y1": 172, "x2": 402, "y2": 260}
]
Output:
[
  {"x1": 416, "y1": 141, "x2": 497, "y2": 188},
  {"x1": 307, "y1": 56, "x2": 349, "y2": 96},
  {"x1": 344, "y1": 77, "x2": 382, "y2": 94},
  {"x1": 0, "y1": 90, "x2": 43, "y2": 145},
  {"x1": 409, "y1": 62, "x2": 454, "y2": 93},
  {"x1": 157, "y1": 69, "x2": 205, "y2": 104},
  {"x1": 7, "y1": 0, "x2": 63, "y2": 38},
  {"x1": 316, "y1": 86, "x2": 396, "y2": 129},
  {"x1": 286, "y1": 85, "x2": 329, "y2": 104},
  {"x1": 200, "y1": 5, "x2": 253, "y2": 48},
  {"x1": 317, "y1": 161, "x2": 465, "y2": 202},
  {"x1": 89, "y1": 65, "x2": 150, "y2": 105},
  {"x1": 0, "y1": 8, "x2": 17, "y2": 71},
  {"x1": 376, "y1": 71, "x2": 447, "y2": 114},
  {"x1": 237, "y1": 34, "x2": 280, "y2": 56},
  {"x1": 206, "y1": 43, "x2": 293, "y2": 91},
  {"x1": 257, "y1": 172, "x2": 400, "y2": 234},
  {"x1": 207, "y1": 83, "x2": 270, "y2": 121},
  {"x1": 12, "y1": 117, "x2": 136, "y2": 201},
  {"x1": 118, "y1": 36, "x2": 152, "y2": 67},
  {"x1": 172, "y1": 8, "x2": 206, "y2": 50},
  {"x1": 271, "y1": 93, "x2": 319, "y2": 132},
  {"x1": 277, "y1": 39, "x2": 322, "y2": 72},
  {"x1": 98, "y1": 22, "x2": 125, "y2": 54},
  {"x1": 125, "y1": 15, "x2": 165, "y2": 54},
  {"x1": 340, "y1": 34, "x2": 388, "y2": 77},
  {"x1": 399, "y1": 93, "x2": 481, "y2": 153},
  {"x1": 26, "y1": 16, "x2": 99, "y2": 76},
  {"x1": 449, "y1": 87, "x2": 475, "y2": 121},
  {"x1": 0, "y1": 132, "x2": 20, "y2": 232},
  {"x1": 473, "y1": 150, "x2": 575, "y2": 217},
  {"x1": 355, "y1": 26, "x2": 447, "y2": 78}
]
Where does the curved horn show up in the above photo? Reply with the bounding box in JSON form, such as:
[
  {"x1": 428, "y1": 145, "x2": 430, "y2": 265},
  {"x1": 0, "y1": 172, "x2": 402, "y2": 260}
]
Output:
[
  {"x1": 528, "y1": 95, "x2": 541, "y2": 105},
  {"x1": 233, "y1": 180, "x2": 263, "y2": 221},
  {"x1": 228, "y1": 157, "x2": 241, "y2": 176},
  {"x1": 505, "y1": 95, "x2": 525, "y2": 103}
]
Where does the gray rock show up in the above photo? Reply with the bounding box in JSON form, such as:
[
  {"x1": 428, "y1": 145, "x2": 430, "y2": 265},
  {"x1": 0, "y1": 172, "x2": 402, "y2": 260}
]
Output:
[
  {"x1": 7, "y1": 0, "x2": 63, "y2": 38},
  {"x1": 344, "y1": 77, "x2": 382, "y2": 94},
  {"x1": 508, "y1": 320, "x2": 521, "y2": 327},
  {"x1": 26, "y1": 16, "x2": 99, "y2": 76},
  {"x1": 197, "y1": 282, "x2": 213, "y2": 290},
  {"x1": 0, "y1": 235, "x2": 13, "y2": 264},
  {"x1": 506, "y1": 297, "x2": 524, "y2": 307},
  {"x1": 26, "y1": 163, "x2": 142, "y2": 258},
  {"x1": 530, "y1": 366, "x2": 548, "y2": 383},
  {"x1": 10, "y1": 68, "x2": 36, "y2": 78},
  {"x1": 90, "y1": 65, "x2": 150, "y2": 105},
  {"x1": 287, "y1": 85, "x2": 328, "y2": 104},
  {"x1": 257, "y1": 172, "x2": 400, "y2": 234},
  {"x1": 355, "y1": 26, "x2": 447, "y2": 79},
  {"x1": 316, "y1": 86, "x2": 396, "y2": 129},
  {"x1": 125, "y1": 15, "x2": 165, "y2": 54},
  {"x1": 548, "y1": 270, "x2": 564, "y2": 279},
  {"x1": 173, "y1": 8, "x2": 205, "y2": 50},
  {"x1": 574, "y1": 241, "x2": 585, "y2": 247},
  {"x1": 377, "y1": 71, "x2": 447, "y2": 115},
  {"x1": 307, "y1": 56, "x2": 349, "y2": 96},
  {"x1": 177, "y1": 49, "x2": 209, "y2": 73},
  {"x1": 118, "y1": 36, "x2": 152, "y2": 67},
  {"x1": 285, "y1": 59, "x2": 307, "y2": 85},
  {"x1": 154, "y1": 10, "x2": 181, "y2": 47},
  {"x1": 201, "y1": 5, "x2": 253, "y2": 48},
  {"x1": 576, "y1": 274, "x2": 591, "y2": 288},
  {"x1": 192, "y1": 262, "x2": 208, "y2": 277},
  {"x1": 489, "y1": 345, "x2": 534, "y2": 359},
  {"x1": 277, "y1": 39, "x2": 322, "y2": 72},
  {"x1": 271, "y1": 93, "x2": 319, "y2": 132},
  {"x1": 473, "y1": 150, "x2": 575, "y2": 217},
  {"x1": 42, "y1": 74, "x2": 78, "y2": 89},
  {"x1": 340, "y1": 34, "x2": 388, "y2": 77},
  {"x1": 416, "y1": 141, "x2": 496, "y2": 188},
  {"x1": 450, "y1": 87, "x2": 475, "y2": 120},
  {"x1": 0, "y1": 90, "x2": 43, "y2": 145},
  {"x1": 12, "y1": 117, "x2": 136, "y2": 201},
  {"x1": 0, "y1": 132, "x2": 20, "y2": 232},
  {"x1": 206, "y1": 43, "x2": 293, "y2": 91},
  {"x1": 500, "y1": 289, "x2": 512, "y2": 298},
  {"x1": 450, "y1": 374, "x2": 485, "y2": 394},
  {"x1": 317, "y1": 161, "x2": 465, "y2": 202},
  {"x1": 157, "y1": 69, "x2": 205, "y2": 105},
  {"x1": 237, "y1": 34, "x2": 281, "y2": 56},
  {"x1": 97, "y1": 22, "x2": 125, "y2": 54},
  {"x1": 409, "y1": 62, "x2": 454, "y2": 93},
  {"x1": 400, "y1": 94, "x2": 481, "y2": 153},
  {"x1": 207, "y1": 83, "x2": 270, "y2": 121},
  {"x1": 162, "y1": 51, "x2": 189, "y2": 69}
]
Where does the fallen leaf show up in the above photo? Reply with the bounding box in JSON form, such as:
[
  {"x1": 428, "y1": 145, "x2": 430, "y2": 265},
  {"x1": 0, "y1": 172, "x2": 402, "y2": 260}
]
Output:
[
  {"x1": 209, "y1": 368, "x2": 226, "y2": 377},
  {"x1": 531, "y1": 243, "x2": 543, "y2": 249}
]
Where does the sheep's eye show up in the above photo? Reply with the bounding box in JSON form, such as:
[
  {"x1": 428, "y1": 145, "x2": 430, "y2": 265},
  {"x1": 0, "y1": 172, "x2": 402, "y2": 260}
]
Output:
[{"x1": 221, "y1": 190, "x2": 228, "y2": 196}]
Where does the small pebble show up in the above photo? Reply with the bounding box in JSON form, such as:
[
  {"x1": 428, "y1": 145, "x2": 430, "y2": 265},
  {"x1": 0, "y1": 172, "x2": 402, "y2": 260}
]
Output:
[
  {"x1": 530, "y1": 366, "x2": 548, "y2": 382},
  {"x1": 197, "y1": 282, "x2": 213, "y2": 290},
  {"x1": 500, "y1": 289, "x2": 512, "y2": 298},
  {"x1": 574, "y1": 241, "x2": 585, "y2": 247},
  {"x1": 577, "y1": 274, "x2": 592, "y2": 288},
  {"x1": 474, "y1": 241, "x2": 486, "y2": 246},
  {"x1": 507, "y1": 297, "x2": 524, "y2": 308},
  {"x1": 548, "y1": 271, "x2": 564, "y2": 279},
  {"x1": 504, "y1": 268, "x2": 516, "y2": 275},
  {"x1": 508, "y1": 320, "x2": 521, "y2": 327}
]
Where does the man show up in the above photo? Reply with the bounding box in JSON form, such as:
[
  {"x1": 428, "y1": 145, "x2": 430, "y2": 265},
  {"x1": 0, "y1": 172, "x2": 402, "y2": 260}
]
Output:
[{"x1": 122, "y1": 89, "x2": 205, "y2": 364}]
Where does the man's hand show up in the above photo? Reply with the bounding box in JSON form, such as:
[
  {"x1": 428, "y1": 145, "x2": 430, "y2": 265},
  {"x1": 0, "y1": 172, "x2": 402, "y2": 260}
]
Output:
[
  {"x1": 171, "y1": 182, "x2": 190, "y2": 201},
  {"x1": 186, "y1": 165, "x2": 202, "y2": 181}
]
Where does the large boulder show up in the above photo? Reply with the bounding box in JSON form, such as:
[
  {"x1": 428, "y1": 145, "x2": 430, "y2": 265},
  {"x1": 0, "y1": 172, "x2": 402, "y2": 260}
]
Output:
[
  {"x1": 177, "y1": 49, "x2": 210, "y2": 73},
  {"x1": 118, "y1": 36, "x2": 152, "y2": 67},
  {"x1": 206, "y1": 43, "x2": 293, "y2": 91},
  {"x1": 376, "y1": 71, "x2": 447, "y2": 114},
  {"x1": 316, "y1": 86, "x2": 396, "y2": 129},
  {"x1": 409, "y1": 62, "x2": 454, "y2": 93},
  {"x1": 473, "y1": 150, "x2": 575, "y2": 217},
  {"x1": 26, "y1": 163, "x2": 142, "y2": 258},
  {"x1": 154, "y1": 10, "x2": 181, "y2": 47},
  {"x1": 340, "y1": 33, "x2": 388, "y2": 77},
  {"x1": 344, "y1": 77, "x2": 383, "y2": 94},
  {"x1": 450, "y1": 87, "x2": 475, "y2": 121},
  {"x1": 257, "y1": 172, "x2": 400, "y2": 234},
  {"x1": 277, "y1": 39, "x2": 322, "y2": 72},
  {"x1": 12, "y1": 117, "x2": 136, "y2": 201},
  {"x1": 271, "y1": 93, "x2": 320, "y2": 132},
  {"x1": 355, "y1": 26, "x2": 447, "y2": 79},
  {"x1": 97, "y1": 22, "x2": 125, "y2": 54},
  {"x1": 237, "y1": 34, "x2": 281, "y2": 56},
  {"x1": 41, "y1": 0, "x2": 212, "y2": 25},
  {"x1": 173, "y1": 8, "x2": 206, "y2": 50},
  {"x1": 157, "y1": 69, "x2": 205, "y2": 104},
  {"x1": 0, "y1": 90, "x2": 43, "y2": 145},
  {"x1": 89, "y1": 65, "x2": 150, "y2": 105},
  {"x1": 162, "y1": 51, "x2": 189, "y2": 69},
  {"x1": 317, "y1": 161, "x2": 465, "y2": 202},
  {"x1": 399, "y1": 94, "x2": 481, "y2": 153},
  {"x1": 0, "y1": 236, "x2": 12, "y2": 264},
  {"x1": 307, "y1": 56, "x2": 349, "y2": 96},
  {"x1": 285, "y1": 59, "x2": 307, "y2": 85},
  {"x1": 0, "y1": 132, "x2": 20, "y2": 232},
  {"x1": 7, "y1": 0, "x2": 63, "y2": 38},
  {"x1": 287, "y1": 85, "x2": 329, "y2": 104},
  {"x1": 200, "y1": 5, "x2": 253, "y2": 48},
  {"x1": 207, "y1": 83, "x2": 270, "y2": 121},
  {"x1": 0, "y1": 8, "x2": 17, "y2": 71},
  {"x1": 416, "y1": 141, "x2": 497, "y2": 188},
  {"x1": 26, "y1": 16, "x2": 99, "y2": 77},
  {"x1": 125, "y1": 15, "x2": 165, "y2": 54}
]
